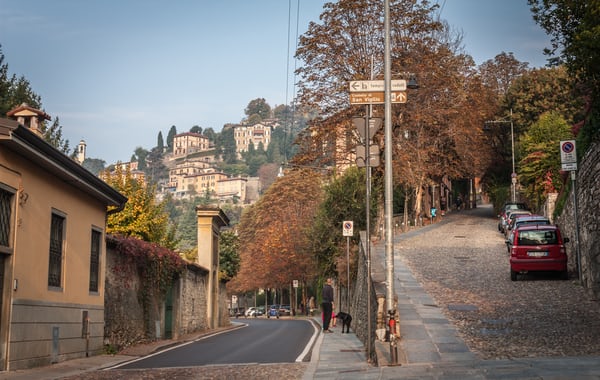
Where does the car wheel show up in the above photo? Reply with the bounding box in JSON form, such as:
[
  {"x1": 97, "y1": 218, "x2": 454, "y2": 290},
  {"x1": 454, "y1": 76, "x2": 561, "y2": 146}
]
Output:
[{"x1": 510, "y1": 270, "x2": 517, "y2": 281}]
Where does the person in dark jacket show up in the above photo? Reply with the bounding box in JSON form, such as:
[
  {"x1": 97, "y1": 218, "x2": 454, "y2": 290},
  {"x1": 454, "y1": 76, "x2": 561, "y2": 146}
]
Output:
[{"x1": 321, "y1": 278, "x2": 334, "y2": 332}]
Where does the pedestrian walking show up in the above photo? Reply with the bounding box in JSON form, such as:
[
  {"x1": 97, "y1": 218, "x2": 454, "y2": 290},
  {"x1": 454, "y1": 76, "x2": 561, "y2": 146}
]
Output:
[{"x1": 321, "y1": 278, "x2": 334, "y2": 333}]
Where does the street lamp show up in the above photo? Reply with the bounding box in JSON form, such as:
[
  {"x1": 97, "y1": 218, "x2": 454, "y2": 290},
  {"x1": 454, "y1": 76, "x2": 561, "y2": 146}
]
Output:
[{"x1": 485, "y1": 109, "x2": 516, "y2": 202}]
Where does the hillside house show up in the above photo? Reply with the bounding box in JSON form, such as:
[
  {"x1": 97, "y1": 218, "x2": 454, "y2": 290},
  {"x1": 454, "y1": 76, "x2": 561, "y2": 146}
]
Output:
[{"x1": 233, "y1": 123, "x2": 272, "y2": 158}]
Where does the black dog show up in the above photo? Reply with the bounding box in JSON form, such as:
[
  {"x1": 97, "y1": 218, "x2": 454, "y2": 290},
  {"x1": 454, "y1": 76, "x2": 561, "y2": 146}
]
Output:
[{"x1": 336, "y1": 311, "x2": 352, "y2": 333}]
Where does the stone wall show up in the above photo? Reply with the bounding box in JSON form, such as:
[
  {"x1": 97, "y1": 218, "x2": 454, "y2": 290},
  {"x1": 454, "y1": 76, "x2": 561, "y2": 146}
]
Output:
[
  {"x1": 556, "y1": 139, "x2": 600, "y2": 297},
  {"x1": 104, "y1": 244, "x2": 230, "y2": 350}
]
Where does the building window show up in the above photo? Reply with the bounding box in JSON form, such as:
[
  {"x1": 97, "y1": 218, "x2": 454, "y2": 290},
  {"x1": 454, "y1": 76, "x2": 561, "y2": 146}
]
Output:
[
  {"x1": 89, "y1": 229, "x2": 101, "y2": 292},
  {"x1": 0, "y1": 185, "x2": 15, "y2": 254},
  {"x1": 48, "y1": 212, "x2": 65, "y2": 288}
]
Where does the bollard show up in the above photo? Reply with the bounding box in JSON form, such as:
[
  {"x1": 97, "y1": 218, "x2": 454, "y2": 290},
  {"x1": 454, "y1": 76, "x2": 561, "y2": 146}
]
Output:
[{"x1": 388, "y1": 310, "x2": 399, "y2": 365}]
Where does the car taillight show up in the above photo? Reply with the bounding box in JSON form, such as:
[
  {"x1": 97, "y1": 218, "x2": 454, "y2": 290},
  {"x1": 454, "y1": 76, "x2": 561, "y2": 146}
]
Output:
[{"x1": 560, "y1": 246, "x2": 566, "y2": 254}]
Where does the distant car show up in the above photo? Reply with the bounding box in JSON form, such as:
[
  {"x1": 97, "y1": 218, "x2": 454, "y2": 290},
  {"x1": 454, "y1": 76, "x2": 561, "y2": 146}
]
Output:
[
  {"x1": 267, "y1": 304, "x2": 280, "y2": 318},
  {"x1": 503, "y1": 210, "x2": 533, "y2": 236},
  {"x1": 278, "y1": 305, "x2": 292, "y2": 316},
  {"x1": 498, "y1": 202, "x2": 528, "y2": 232},
  {"x1": 508, "y1": 224, "x2": 569, "y2": 281},
  {"x1": 500, "y1": 208, "x2": 529, "y2": 234},
  {"x1": 244, "y1": 307, "x2": 263, "y2": 317}
]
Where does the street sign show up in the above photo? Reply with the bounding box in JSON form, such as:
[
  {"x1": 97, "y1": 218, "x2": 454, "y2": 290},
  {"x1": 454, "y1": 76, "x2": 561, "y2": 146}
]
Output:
[
  {"x1": 356, "y1": 144, "x2": 380, "y2": 167},
  {"x1": 342, "y1": 221, "x2": 353, "y2": 236},
  {"x1": 560, "y1": 140, "x2": 577, "y2": 171},
  {"x1": 353, "y1": 117, "x2": 383, "y2": 141},
  {"x1": 349, "y1": 80, "x2": 407, "y2": 92},
  {"x1": 349, "y1": 91, "x2": 407, "y2": 104},
  {"x1": 293, "y1": 280, "x2": 299, "y2": 288}
]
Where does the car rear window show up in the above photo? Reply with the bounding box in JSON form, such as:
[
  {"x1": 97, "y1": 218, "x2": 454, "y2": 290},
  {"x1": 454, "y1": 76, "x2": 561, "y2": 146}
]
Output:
[{"x1": 517, "y1": 230, "x2": 558, "y2": 245}]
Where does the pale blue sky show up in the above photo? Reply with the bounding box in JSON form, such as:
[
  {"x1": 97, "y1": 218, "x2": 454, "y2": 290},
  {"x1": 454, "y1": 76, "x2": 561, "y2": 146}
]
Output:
[{"x1": 0, "y1": 0, "x2": 550, "y2": 164}]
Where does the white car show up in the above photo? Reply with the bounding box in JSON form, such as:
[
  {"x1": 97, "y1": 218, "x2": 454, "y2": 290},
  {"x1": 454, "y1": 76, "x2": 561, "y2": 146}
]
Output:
[{"x1": 244, "y1": 307, "x2": 263, "y2": 317}]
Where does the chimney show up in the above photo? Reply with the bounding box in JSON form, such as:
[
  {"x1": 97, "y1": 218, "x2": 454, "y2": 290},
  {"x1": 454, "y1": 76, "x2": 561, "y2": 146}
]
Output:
[{"x1": 6, "y1": 103, "x2": 51, "y2": 137}]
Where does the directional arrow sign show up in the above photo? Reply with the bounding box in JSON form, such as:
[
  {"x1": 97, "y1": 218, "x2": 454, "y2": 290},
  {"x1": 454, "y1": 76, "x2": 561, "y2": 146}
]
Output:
[
  {"x1": 349, "y1": 80, "x2": 407, "y2": 92},
  {"x1": 350, "y1": 91, "x2": 407, "y2": 104}
]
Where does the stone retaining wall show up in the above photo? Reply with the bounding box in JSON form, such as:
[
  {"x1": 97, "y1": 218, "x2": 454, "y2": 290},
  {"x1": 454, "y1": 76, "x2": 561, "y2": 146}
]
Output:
[{"x1": 556, "y1": 139, "x2": 600, "y2": 297}]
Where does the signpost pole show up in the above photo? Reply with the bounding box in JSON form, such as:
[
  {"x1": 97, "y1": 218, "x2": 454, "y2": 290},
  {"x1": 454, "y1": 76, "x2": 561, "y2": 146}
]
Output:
[{"x1": 572, "y1": 171, "x2": 582, "y2": 283}]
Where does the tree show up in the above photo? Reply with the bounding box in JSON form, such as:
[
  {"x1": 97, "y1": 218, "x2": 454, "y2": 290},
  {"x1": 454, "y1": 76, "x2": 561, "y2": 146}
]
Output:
[
  {"x1": 133, "y1": 147, "x2": 149, "y2": 171},
  {"x1": 82, "y1": 158, "x2": 106, "y2": 175},
  {"x1": 311, "y1": 167, "x2": 375, "y2": 277},
  {"x1": 479, "y1": 52, "x2": 530, "y2": 98},
  {"x1": 529, "y1": 0, "x2": 600, "y2": 87},
  {"x1": 219, "y1": 230, "x2": 241, "y2": 282},
  {"x1": 166, "y1": 125, "x2": 177, "y2": 151},
  {"x1": 518, "y1": 111, "x2": 573, "y2": 210},
  {"x1": 190, "y1": 125, "x2": 202, "y2": 134},
  {"x1": 529, "y1": 0, "x2": 600, "y2": 140},
  {"x1": 42, "y1": 117, "x2": 71, "y2": 155},
  {"x1": 104, "y1": 166, "x2": 177, "y2": 249},
  {"x1": 244, "y1": 98, "x2": 271, "y2": 121},
  {"x1": 218, "y1": 125, "x2": 238, "y2": 164},
  {"x1": 157, "y1": 131, "x2": 164, "y2": 152},
  {"x1": 234, "y1": 168, "x2": 323, "y2": 291}
]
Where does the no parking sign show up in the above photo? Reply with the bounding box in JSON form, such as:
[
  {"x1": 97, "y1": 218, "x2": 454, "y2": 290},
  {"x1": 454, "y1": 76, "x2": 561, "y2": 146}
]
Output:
[
  {"x1": 342, "y1": 221, "x2": 353, "y2": 236},
  {"x1": 560, "y1": 140, "x2": 577, "y2": 171}
]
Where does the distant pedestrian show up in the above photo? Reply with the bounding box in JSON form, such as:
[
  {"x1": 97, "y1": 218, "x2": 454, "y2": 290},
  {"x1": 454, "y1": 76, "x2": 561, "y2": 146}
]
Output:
[{"x1": 322, "y1": 278, "x2": 334, "y2": 333}]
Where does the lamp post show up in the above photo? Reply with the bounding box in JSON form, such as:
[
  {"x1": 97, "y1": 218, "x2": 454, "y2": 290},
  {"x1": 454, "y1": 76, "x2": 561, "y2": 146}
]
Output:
[{"x1": 485, "y1": 109, "x2": 516, "y2": 202}]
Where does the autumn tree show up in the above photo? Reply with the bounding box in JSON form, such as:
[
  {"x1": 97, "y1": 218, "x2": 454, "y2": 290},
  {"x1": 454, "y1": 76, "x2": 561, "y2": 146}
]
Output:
[
  {"x1": 233, "y1": 168, "x2": 323, "y2": 293},
  {"x1": 519, "y1": 111, "x2": 573, "y2": 210},
  {"x1": 295, "y1": 0, "x2": 494, "y2": 219},
  {"x1": 479, "y1": 52, "x2": 530, "y2": 98},
  {"x1": 104, "y1": 165, "x2": 177, "y2": 249}
]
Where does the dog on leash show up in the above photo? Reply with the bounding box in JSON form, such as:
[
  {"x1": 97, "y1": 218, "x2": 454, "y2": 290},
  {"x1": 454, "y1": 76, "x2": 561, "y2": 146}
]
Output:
[{"x1": 336, "y1": 311, "x2": 352, "y2": 333}]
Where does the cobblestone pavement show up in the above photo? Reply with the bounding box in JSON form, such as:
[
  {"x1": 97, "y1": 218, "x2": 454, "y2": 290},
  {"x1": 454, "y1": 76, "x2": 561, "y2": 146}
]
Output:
[
  {"x1": 396, "y1": 205, "x2": 600, "y2": 360},
  {"x1": 62, "y1": 363, "x2": 308, "y2": 380}
]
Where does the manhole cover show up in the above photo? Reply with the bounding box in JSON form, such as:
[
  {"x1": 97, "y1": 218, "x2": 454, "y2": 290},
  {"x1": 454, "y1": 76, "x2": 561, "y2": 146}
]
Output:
[
  {"x1": 480, "y1": 319, "x2": 511, "y2": 335},
  {"x1": 454, "y1": 235, "x2": 466, "y2": 238}
]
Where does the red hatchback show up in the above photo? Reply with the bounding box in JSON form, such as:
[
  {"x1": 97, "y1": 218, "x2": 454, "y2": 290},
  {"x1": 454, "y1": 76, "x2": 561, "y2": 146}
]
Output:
[{"x1": 508, "y1": 225, "x2": 570, "y2": 281}]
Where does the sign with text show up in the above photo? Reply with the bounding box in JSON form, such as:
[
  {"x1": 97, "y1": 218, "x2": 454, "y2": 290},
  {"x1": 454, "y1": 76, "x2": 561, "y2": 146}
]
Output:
[
  {"x1": 349, "y1": 80, "x2": 407, "y2": 92},
  {"x1": 342, "y1": 221, "x2": 353, "y2": 236},
  {"x1": 560, "y1": 140, "x2": 577, "y2": 171},
  {"x1": 349, "y1": 91, "x2": 407, "y2": 104}
]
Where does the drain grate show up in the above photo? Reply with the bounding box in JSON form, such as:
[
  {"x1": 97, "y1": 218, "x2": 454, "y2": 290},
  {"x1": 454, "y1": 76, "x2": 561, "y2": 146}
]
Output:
[
  {"x1": 454, "y1": 235, "x2": 466, "y2": 238},
  {"x1": 340, "y1": 349, "x2": 363, "y2": 352}
]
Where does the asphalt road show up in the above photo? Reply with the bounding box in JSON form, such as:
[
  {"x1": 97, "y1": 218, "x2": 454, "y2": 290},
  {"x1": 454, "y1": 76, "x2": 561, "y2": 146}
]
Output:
[{"x1": 114, "y1": 318, "x2": 317, "y2": 370}]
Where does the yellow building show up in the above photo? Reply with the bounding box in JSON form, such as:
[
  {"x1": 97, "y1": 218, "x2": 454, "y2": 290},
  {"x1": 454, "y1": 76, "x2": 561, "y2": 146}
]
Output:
[
  {"x1": 233, "y1": 123, "x2": 272, "y2": 158},
  {"x1": 0, "y1": 110, "x2": 127, "y2": 370},
  {"x1": 173, "y1": 132, "x2": 210, "y2": 157}
]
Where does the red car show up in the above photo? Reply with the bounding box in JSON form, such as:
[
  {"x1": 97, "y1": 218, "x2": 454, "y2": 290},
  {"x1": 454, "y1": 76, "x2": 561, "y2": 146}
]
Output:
[{"x1": 508, "y1": 225, "x2": 570, "y2": 281}]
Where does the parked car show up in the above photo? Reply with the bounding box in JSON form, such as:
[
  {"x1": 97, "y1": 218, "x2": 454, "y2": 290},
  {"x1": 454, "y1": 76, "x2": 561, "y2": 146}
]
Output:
[
  {"x1": 498, "y1": 202, "x2": 528, "y2": 231},
  {"x1": 244, "y1": 307, "x2": 263, "y2": 317},
  {"x1": 505, "y1": 215, "x2": 552, "y2": 252},
  {"x1": 500, "y1": 208, "x2": 529, "y2": 234},
  {"x1": 508, "y1": 224, "x2": 569, "y2": 281},
  {"x1": 503, "y1": 210, "x2": 533, "y2": 236},
  {"x1": 267, "y1": 304, "x2": 280, "y2": 318},
  {"x1": 278, "y1": 305, "x2": 292, "y2": 316}
]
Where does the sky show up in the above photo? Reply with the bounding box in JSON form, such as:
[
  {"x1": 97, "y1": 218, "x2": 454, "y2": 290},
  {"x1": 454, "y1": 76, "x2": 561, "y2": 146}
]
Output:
[{"x1": 0, "y1": 0, "x2": 551, "y2": 165}]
